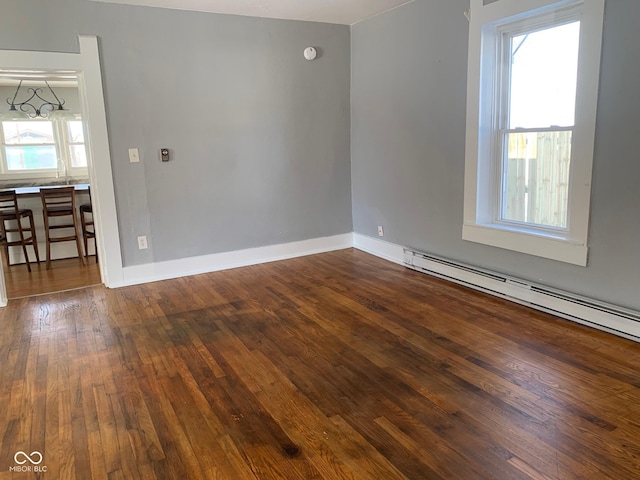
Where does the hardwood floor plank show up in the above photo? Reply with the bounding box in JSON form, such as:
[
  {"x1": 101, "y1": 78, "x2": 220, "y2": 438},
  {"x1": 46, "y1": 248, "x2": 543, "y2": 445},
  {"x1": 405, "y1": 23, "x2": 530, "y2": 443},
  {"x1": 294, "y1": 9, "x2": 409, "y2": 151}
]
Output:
[
  {"x1": 373, "y1": 414, "x2": 485, "y2": 480},
  {"x1": 2, "y1": 249, "x2": 640, "y2": 478},
  {"x1": 220, "y1": 282, "x2": 515, "y2": 478},
  {"x1": 5, "y1": 257, "x2": 100, "y2": 299}
]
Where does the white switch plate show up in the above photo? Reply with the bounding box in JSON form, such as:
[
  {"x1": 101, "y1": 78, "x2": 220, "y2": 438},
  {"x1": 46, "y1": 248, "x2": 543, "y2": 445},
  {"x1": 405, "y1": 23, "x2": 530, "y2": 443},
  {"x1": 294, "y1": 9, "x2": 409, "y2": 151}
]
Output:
[
  {"x1": 137, "y1": 235, "x2": 148, "y2": 249},
  {"x1": 378, "y1": 225, "x2": 384, "y2": 237},
  {"x1": 129, "y1": 148, "x2": 140, "y2": 163}
]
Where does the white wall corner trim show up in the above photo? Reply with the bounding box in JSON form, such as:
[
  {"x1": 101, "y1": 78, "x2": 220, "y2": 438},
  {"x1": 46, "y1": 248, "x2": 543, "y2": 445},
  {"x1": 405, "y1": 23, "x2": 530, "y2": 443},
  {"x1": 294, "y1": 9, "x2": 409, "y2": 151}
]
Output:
[{"x1": 115, "y1": 233, "x2": 353, "y2": 287}]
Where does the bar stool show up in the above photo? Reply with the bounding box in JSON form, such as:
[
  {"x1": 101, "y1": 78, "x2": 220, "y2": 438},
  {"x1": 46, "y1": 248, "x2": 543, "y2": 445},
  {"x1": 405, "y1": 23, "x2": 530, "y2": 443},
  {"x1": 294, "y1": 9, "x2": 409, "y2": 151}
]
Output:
[
  {"x1": 79, "y1": 188, "x2": 96, "y2": 262},
  {"x1": 40, "y1": 186, "x2": 85, "y2": 269},
  {"x1": 0, "y1": 190, "x2": 40, "y2": 272}
]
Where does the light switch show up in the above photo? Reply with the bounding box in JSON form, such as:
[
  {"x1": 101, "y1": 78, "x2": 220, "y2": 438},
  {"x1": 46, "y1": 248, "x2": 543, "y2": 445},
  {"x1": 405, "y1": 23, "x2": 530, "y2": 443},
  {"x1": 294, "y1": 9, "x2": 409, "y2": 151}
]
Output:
[
  {"x1": 137, "y1": 236, "x2": 148, "y2": 250},
  {"x1": 128, "y1": 148, "x2": 140, "y2": 163}
]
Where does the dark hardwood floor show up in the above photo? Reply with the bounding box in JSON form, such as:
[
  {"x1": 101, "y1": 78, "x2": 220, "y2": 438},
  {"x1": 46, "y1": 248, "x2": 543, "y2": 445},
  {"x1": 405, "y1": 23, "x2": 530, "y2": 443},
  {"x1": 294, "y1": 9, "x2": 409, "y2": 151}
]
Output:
[{"x1": 1, "y1": 248, "x2": 639, "y2": 479}]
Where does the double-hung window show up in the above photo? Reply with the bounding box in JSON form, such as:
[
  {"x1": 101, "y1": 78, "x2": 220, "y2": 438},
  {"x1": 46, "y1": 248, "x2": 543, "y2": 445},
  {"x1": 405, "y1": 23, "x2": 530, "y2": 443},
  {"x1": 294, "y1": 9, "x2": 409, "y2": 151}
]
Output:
[
  {"x1": 463, "y1": 0, "x2": 605, "y2": 266},
  {"x1": 0, "y1": 118, "x2": 87, "y2": 181}
]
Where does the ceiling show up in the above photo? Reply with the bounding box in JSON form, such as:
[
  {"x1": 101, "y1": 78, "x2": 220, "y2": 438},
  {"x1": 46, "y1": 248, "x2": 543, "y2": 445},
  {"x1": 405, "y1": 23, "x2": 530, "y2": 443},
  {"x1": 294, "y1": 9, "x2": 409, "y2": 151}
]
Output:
[
  {"x1": 0, "y1": 71, "x2": 78, "y2": 87},
  {"x1": 88, "y1": 0, "x2": 415, "y2": 25}
]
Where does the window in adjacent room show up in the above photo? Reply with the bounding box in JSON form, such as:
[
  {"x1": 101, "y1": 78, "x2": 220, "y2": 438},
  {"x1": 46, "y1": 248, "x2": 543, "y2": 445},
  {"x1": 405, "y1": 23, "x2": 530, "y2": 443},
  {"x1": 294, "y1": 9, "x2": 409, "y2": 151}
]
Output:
[
  {"x1": 463, "y1": 0, "x2": 605, "y2": 266},
  {"x1": 2, "y1": 120, "x2": 57, "y2": 171},
  {"x1": 0, "y1": 118, "x2": 87, "y2": 180},
  {"x1": 66, "y1": 120, "x2": 88, "y2": 169}
]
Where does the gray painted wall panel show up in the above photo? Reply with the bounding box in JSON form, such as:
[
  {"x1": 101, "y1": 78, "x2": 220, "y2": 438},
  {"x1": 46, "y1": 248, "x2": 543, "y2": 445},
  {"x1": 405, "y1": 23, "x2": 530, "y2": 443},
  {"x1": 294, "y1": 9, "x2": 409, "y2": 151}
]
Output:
[
  {"x1": 1, "y1": 0, "x2": 352, "y2": 266},
  {"x1": 351, "y1": 0, "x2": 640, "y2": 310}
]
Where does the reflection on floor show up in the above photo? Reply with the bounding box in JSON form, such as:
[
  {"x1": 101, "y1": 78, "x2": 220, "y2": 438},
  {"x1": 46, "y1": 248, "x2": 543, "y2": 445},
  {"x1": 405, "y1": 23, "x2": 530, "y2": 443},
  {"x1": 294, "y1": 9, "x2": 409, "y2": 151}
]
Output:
[{"x1": 4, "y1": 256, "x2": 101, "y2": 299}]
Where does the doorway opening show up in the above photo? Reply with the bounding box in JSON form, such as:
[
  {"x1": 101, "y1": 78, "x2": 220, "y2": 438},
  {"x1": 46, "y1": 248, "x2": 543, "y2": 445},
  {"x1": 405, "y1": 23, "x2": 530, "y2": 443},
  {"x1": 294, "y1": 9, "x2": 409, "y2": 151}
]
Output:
[
  {"x1": 0, "y1": 74, "x2": 101, "y2": 298},
  {"x1": 0, "y1": 36, "x2": 124, "y2": 304}
]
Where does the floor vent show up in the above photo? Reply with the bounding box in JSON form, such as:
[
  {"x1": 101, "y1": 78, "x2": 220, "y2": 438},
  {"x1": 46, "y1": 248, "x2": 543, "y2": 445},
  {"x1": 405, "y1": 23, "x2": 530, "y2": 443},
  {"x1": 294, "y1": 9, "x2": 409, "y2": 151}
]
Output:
[{"x1": 404, "y1": 248, "x2": 640, "y2": 342}]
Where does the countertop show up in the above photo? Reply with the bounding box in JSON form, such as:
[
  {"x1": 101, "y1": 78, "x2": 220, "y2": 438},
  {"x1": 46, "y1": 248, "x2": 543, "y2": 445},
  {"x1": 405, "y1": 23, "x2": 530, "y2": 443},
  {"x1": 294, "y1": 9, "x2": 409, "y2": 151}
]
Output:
[{"x1": 1, "y1": 183, "x2": 90, "y2": 196}]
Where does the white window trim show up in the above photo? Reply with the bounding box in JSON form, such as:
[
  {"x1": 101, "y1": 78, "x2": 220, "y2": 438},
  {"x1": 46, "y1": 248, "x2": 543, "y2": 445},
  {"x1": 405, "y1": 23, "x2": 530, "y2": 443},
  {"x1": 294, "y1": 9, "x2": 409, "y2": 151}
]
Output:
[{"x1": 463, "y1": 0, "x2": 605, "y2": 266}]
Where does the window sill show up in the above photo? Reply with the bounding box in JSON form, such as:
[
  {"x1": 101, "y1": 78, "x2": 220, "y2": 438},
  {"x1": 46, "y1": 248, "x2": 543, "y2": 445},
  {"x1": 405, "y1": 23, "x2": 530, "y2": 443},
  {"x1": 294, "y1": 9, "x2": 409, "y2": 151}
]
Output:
[{"x1": 462, "y1": 223, "x2": 588, "y2": 266}]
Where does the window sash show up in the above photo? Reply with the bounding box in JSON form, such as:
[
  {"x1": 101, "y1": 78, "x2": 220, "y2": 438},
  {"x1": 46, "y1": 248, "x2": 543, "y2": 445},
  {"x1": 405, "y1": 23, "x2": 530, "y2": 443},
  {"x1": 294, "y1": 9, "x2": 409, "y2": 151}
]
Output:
[
  {"x1": 498, "y1": 128, "x2": 573, "y2": 230},
  {"x1": 3, "y1": 144, "x2": 59, "y2": 172},
  {"x1": 62, "y1": 120, "x2": 88, "y2": 170},
  {"x1": 494, "y1": 14, "x2": 580, "y2": 232}
]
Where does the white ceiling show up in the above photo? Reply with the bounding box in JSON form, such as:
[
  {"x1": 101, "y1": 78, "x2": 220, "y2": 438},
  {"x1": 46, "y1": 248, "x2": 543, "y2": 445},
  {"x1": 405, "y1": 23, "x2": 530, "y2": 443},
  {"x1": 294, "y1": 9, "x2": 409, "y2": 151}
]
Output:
[{"x1": 88, "y1": 0, "x2": 415, "y2": 25}]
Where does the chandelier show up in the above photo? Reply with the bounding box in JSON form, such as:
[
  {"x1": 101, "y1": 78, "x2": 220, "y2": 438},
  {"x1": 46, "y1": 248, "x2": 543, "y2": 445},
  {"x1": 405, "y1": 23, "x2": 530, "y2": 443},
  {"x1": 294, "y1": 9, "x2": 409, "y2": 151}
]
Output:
[{"x1": 3, "y1": 80, "x2": 73, "y2": 119}]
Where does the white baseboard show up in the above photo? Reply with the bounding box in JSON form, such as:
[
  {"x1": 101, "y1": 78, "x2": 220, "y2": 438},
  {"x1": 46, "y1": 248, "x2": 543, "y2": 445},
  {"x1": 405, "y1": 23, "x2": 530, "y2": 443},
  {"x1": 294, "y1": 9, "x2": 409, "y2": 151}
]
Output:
[
  {"x1": 114, "y1": 233, "x2": 353, "y2": 287},
  {"x1": 352, "y1": 233, "x2": 405, "y2": 265}
]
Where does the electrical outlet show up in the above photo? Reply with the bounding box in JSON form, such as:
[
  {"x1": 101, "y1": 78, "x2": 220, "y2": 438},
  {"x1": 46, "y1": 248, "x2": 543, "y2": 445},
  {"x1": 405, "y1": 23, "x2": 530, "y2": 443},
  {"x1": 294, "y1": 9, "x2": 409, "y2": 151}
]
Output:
[
  {"x1": 128, "y1": 148, "x2": 140, "y2": 163},
  {"x1": 137, "y1": 236, "x2": 148, "y2": 250},
  {"x1": 377, "y1": 225, "x2": 384, "y2": 237}
]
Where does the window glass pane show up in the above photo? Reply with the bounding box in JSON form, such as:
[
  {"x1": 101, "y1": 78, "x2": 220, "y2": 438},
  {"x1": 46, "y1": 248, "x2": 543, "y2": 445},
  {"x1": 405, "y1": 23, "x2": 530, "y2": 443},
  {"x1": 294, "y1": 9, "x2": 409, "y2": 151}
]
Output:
[
  {"x1": 67, "y1": 120, "x2": 85, "y2": 143},
  {"x1": 69, "y1": 145, "x2": 87, "y2": 168},
  {"x1": 2, "y1": 121, "x2": 55, "y2": 145},
  {"x1": 5, "y1": 146, "x2": 58, "y2": 170},
  {"x1": 502, "y1": 131, "x2": 571, "y2": 228},
  {"x1": 509, "y1": 22, "x2": 580, "y2": 129}
]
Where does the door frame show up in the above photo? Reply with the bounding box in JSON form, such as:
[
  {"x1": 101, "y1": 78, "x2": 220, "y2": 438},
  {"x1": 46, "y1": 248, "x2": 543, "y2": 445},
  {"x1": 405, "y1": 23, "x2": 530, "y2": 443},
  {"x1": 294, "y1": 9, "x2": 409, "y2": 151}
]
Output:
[{"x1": 0, "y1": 35, "x2": 124, "y2": 305}]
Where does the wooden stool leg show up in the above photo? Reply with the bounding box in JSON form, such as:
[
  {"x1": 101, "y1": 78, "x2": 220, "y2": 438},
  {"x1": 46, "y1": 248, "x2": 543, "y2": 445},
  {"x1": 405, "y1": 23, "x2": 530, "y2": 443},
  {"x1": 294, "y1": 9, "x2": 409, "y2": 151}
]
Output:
[
  {"x1": 73, "y1": 212, "x2": 85, "y2": 266},
  {"x1": 0, "y1": 239, "x2": 7, "y2": 271},
  {"x1": 43, "y1": 212, "x2": 52, "y2": 270},
  {"x1": 16, "y1": 216, "x2": 31, "y2": 273},
  {"x1": 27, "y1": 211, "x2": 40, "y2": 263},
  {"x1": 0, "y1": 220, "x2": 8, "y2": 268},
  {"x1": 81, "y1": 210, "x2": 89, "y2": 258}
]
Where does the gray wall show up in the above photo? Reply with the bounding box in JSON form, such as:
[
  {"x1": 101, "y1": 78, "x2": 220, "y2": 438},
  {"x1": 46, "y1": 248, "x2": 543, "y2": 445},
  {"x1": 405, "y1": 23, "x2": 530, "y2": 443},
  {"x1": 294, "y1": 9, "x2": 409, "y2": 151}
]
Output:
[
  {"x1": 351, "y1": 0, "x2": 640, "y2": 310},
  {"x1": 1, "y1": 0, "x2": 352, "y2": 266}
]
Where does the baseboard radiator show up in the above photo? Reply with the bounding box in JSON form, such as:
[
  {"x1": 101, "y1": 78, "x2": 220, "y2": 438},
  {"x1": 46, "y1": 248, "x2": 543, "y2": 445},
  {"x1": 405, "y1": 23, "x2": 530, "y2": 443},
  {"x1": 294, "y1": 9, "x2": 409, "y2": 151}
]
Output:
[{"x1": 404, "y1": 248, "x2": 640, "y2": 343}]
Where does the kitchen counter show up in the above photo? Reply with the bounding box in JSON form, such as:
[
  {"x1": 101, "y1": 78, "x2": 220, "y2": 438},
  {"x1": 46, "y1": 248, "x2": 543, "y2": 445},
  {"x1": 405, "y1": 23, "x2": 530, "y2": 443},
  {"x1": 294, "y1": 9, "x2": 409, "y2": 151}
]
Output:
[{"x1": 2, "y1": 183, "x2": 89, "y2": 197}]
